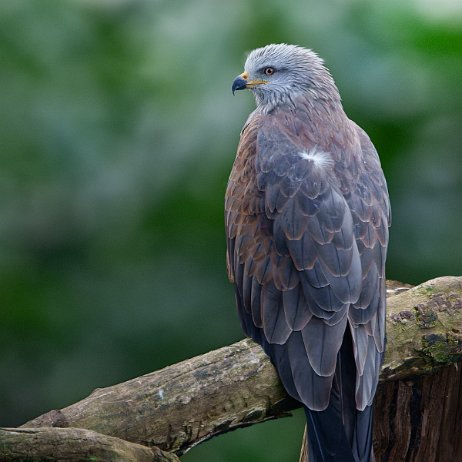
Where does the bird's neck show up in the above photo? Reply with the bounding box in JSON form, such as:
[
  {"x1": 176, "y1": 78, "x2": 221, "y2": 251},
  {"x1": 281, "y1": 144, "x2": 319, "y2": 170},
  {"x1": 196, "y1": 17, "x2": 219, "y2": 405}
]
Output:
[
  {"x1": 259, "y1": 92, "x2": 348, "y2": 131},
  {"x1": 255, "y1": 88, "x2": 343, "y2": 118}
]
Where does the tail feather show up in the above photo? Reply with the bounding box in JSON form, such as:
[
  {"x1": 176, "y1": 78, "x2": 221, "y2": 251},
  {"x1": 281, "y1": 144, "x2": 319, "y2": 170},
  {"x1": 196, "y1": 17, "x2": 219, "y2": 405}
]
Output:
[
  {"x1": 303, "y1": 329, "x2": 374, "y2": 462},
  {"x1": 352, "y1": 405, "x2": 374, "y2": 462},
  {"x1": 305, "y1": 406, "x2": 356, "y2": 462}
]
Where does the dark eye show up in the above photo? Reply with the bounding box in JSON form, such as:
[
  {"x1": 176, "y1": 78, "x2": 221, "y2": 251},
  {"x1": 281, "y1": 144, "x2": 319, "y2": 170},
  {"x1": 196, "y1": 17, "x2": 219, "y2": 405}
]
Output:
[{"x1": 264, "y1": 67, "x2": 275, "y2": 76}]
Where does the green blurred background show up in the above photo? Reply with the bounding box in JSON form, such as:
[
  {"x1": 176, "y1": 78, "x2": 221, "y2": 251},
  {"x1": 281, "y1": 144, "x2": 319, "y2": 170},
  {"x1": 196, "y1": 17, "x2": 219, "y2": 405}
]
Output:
[{"x1": 1, "y1": 0, "x2": 461, "y2": 460}]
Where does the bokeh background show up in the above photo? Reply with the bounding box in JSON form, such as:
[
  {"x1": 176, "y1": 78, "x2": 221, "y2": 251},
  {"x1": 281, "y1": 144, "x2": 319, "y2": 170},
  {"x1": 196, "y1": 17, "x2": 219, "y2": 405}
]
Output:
[{"x1": 1, "y1": 0, "x2": 461, "y2": 460}]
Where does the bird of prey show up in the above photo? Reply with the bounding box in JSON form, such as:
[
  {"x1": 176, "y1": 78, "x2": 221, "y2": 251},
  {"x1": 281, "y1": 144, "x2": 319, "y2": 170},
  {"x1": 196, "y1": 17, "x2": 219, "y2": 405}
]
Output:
[{"x1": 226, "y1": 44, "x2": 390, "y2": 461}]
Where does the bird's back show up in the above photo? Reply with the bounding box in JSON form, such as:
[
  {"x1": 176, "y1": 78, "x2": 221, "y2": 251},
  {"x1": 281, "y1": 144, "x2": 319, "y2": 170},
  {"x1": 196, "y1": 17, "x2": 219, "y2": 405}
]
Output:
[{"x1": 226, "y1": 98, "x2": 389, "y2": 460}]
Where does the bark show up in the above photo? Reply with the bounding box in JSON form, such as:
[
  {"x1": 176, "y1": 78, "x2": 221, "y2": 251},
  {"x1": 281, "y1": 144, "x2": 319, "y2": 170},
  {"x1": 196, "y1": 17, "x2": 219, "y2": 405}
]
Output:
[
  {"x1": 0, "y1": 427, "x2": 180, "y2": 462},
  {"x1": 382, "y1": 276, "x2": 462, "y2": 381},
  {"x1": 0, "y1": 276, "x2": 460, "y2": 461},
  {"x1": 374, "y1": 363, "x2": 462, "y2": 461},
  {"x1": 372, "y1": 277, "x2": 462, "y2": 462},
  {"x1": 21, "y1": 337, "x2": 292, "y2": 455}
]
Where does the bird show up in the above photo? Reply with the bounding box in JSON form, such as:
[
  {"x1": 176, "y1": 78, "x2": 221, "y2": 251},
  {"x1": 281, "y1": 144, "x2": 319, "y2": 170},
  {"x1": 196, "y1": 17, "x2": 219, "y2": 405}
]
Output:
[{"x1": 226, "y1": 44, "x2": 390, "y2": 461}]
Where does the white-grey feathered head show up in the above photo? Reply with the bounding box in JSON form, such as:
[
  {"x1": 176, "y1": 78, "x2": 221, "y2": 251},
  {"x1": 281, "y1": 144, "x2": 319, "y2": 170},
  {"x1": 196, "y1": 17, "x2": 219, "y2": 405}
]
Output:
[{"x1": 232, "y1": 44, "x2": 340, "y2": 110}]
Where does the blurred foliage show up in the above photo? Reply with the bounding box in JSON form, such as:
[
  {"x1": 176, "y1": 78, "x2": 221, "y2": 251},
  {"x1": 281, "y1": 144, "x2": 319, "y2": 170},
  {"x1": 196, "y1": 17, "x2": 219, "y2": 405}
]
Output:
[{"x1": 0, "y1": 0, "x2": 461, "y2": 460}]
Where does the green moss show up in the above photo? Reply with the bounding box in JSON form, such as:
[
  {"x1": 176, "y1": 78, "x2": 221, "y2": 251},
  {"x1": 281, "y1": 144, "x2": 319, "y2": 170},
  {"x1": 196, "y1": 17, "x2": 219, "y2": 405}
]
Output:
[
  {"x1": 417, "y1": 285, "x2": 436, "y2": 296},
  {"x1": 421, "y1": 333, "x2": 462, "y2": 364}
]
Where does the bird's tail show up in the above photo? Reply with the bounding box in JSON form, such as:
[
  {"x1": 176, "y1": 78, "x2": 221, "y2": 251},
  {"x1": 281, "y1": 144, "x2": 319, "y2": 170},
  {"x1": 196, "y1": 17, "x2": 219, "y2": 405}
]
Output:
[
  {"x1": 299, "y1": 329, "x2": 375, "y2": 462},
  {"x1": 302, "y1": 405, "x2": 374, "y2": 462}
]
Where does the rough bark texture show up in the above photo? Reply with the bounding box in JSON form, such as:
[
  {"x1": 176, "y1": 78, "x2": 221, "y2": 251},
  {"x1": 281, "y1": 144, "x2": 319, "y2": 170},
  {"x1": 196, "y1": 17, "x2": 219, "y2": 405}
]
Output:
[
  {"x1": 0, "y1": 427, "x2": 180, "y2": 462},
  {"x1": 22, "y1": 337, "x2": 294, "y2": 455},
  {"x1": 372, "y1": 277, "x2": 462, "y2": 462},
  {"x1": 374, "y1": 363, "x2": 462, "y2": 462},
  {"x1": 0, "y1": 276, "x2": 459, "y2": 461},
  {"x1": 382, "y1": 276, "x2": 462, "y2": 381}
]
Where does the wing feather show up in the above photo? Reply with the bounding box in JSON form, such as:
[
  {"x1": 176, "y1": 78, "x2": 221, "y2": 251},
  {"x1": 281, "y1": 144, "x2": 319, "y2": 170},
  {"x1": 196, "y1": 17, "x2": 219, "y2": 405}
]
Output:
[
  {"x1": 261, "y1": 281, "x2": 292, "y2": 344},
  {"x1": 287, "y1": 331, "x2": 333, "y2": 410},
  {"x1": 283, "y1": 283, "x2": 312, "y2": 330},
  {"x1": 302, "y1": 312, "x2": 348, "y2": 376}
]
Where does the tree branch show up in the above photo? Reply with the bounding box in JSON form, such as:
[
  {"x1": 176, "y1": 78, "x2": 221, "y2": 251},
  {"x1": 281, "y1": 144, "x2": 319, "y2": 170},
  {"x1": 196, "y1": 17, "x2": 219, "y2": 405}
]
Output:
[
  {"x1": 22, "y1": 336, "x2": 290, "y2": 455},
  {"x1": 0, "y1": 427, "x2": 180, "y2": 462},
  {"x1": 10, "y1": 275, "x2": 460, "y2": 460},
  {"x1": 381, "y1": 276, "x2": 462, "y2": 380}
]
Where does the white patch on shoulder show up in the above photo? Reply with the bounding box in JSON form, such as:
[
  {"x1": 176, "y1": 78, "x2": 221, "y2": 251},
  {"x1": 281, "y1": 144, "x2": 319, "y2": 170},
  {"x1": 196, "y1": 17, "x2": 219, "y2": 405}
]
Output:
[{"x1": 298, "y1": 148, "x2": 333, "y2": 168}]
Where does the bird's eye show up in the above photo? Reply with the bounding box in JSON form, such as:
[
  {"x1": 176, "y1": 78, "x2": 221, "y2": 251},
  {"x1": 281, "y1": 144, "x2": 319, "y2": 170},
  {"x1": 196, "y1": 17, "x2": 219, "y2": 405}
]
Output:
[{"x1": 264, "y1": 67, "x2": 275, "y2": 76}]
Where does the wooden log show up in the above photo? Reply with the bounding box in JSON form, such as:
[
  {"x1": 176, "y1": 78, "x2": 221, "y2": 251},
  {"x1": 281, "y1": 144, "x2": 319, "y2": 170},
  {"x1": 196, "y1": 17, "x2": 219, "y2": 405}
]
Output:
[{"x1": 17, "y1": 276, "x2": 461, "y2": 458}]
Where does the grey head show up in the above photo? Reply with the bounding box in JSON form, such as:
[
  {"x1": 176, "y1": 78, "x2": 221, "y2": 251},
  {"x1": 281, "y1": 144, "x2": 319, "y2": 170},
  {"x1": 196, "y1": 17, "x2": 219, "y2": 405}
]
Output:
[{"x1": 232, "y1": 44, "x2": 340, "y2": 111}]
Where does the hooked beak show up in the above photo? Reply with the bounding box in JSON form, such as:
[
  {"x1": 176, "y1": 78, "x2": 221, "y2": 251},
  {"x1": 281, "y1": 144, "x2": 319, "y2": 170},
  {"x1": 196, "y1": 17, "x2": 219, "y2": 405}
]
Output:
[{"x1": 232, "y1": 71, "x2": 267, "y2": 95}]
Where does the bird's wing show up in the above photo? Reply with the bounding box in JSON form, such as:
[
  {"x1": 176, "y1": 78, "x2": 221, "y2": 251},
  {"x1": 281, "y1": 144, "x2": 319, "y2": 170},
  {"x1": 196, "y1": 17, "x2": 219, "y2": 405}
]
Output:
[
  {"x1": 345, "y1": 123, "x2": 390, "y2": 410},
  {"x1": 226, "y1": 110, "x2": 370, "y2": 411}
]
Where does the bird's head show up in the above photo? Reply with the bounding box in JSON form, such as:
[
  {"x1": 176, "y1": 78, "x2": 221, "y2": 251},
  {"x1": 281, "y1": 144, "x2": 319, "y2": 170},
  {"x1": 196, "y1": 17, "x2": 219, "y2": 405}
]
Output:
[{"x1": 232, "y1": 44, "x2": 340, "y2": 111}]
